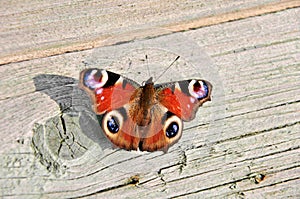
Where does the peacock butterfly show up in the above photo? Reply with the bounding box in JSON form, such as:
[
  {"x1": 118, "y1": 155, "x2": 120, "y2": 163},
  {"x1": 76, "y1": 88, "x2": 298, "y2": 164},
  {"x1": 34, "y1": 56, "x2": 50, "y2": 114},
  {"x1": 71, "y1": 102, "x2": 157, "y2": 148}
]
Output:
[{"x1": 79, "y1": 68, "x2": 212, "y2": 152}]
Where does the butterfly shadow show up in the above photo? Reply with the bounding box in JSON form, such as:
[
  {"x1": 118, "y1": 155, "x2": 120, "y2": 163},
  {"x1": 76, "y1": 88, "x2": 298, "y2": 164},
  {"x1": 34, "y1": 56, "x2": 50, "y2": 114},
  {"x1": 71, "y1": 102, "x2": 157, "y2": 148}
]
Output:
[{"x1": 32, "y1": 74, "x2": 112, "y2": 167}]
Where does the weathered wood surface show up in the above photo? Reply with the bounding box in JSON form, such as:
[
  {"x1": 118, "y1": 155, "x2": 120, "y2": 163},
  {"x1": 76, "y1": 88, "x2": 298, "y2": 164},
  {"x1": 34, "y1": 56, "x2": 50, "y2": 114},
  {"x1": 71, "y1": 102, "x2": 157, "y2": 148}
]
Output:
[
  {"x1": 0, "y1": 0, "x2": 299, "y2": 198},
  {"x1": 1, "y1": 0, "x2": 299, "y2": 65}
]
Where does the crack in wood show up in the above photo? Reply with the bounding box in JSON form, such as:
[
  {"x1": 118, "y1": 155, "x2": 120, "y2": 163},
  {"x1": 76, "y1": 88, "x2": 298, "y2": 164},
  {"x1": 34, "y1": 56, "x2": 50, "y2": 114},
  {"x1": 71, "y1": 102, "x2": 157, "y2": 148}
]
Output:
[
  {"x1": 244, "y1": 176, "x2": 300, "y2": 193},
  {"x1": 178, "y1": 149, "x2": 187, "y2": 174},
  {"x1": 213, "y1": 121, "x2": 299, "y2": 145},
  {"x1": 186, "y1": 99, "x2": 300, "y2": 132},
  {"x1": 171, "y1": 176, "x2": 249, "y2": 198},
  {"x1": 153, "y1": 148, "x2": 299, "y2": 192},
  {"x1": 171, "y1": 165, "x2": 300, "y2": 198},
  {"x1": 72, "y1": 175, "x2": 142, "y2": 198},
  {"x1": 212, "y1": 38, "x2": 300, "y2": 57}
]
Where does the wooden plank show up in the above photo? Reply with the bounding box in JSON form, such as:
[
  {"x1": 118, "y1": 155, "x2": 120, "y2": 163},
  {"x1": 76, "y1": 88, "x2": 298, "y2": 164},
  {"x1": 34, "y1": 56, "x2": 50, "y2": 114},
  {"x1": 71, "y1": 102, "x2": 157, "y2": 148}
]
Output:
[
  {"x1": 1, "y1": 0, "x2": 299, "y2": 65},
  {"x1": 0, "y1": 2, "x2": 299, "y2": 199}
]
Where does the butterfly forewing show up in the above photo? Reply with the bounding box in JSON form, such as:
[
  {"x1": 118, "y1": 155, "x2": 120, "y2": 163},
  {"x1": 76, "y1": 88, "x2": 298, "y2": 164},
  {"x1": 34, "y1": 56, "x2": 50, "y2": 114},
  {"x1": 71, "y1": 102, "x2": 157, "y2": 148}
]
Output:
[{"x1": 157, "y1": 79, "x2": 212, "y2": 121}]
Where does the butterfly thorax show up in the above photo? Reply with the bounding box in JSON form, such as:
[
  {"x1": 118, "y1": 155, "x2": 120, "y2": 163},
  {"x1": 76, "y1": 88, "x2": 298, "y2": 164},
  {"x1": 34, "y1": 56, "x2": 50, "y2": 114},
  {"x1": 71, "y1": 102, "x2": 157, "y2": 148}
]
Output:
[{"x1": 129, "y1": 81, "x2": 156, "y2": 126}]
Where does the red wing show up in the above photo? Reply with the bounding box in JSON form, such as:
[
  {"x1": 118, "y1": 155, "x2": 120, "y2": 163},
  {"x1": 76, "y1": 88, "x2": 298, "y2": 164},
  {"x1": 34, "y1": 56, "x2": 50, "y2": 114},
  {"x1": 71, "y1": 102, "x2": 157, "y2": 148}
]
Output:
[
  {"x1": 140, "y1": 129, "x2": 170, "y2": 152},
  {"x1": 94, "y1": 82, "x2": 137, "y2": 114},
  {"x1": 157, "y1": 79, "x2": 212, "y2": 121},
  {"x1": 138, "y1": 105, "x2": 184, "y2": 152},
  {"x1": 101, "y1": 112, "x2": 140, "y2": 150},
  {"x1": 100, "y1": 101, "x2": 184, "y2": 152},
  {"x1": 79, "y1": 68, "x2": 139, "y2": 114}
]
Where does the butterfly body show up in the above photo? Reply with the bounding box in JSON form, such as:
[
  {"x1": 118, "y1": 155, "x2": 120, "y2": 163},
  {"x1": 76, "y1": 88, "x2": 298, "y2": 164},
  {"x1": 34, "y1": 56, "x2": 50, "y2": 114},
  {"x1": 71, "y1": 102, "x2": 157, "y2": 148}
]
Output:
[
  {"x1": 79, "y1": 68, "x2": 212, "y2": 152},
  {"x1": 129, "y1": 79, "x2": 155, "y2": 126}
]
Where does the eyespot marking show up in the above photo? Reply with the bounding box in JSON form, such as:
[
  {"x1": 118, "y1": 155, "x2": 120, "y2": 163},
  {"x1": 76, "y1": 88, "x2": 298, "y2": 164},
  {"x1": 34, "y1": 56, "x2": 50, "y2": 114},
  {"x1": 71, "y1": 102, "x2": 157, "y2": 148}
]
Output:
[
  {"x1": 102, "y1": 110, "x2": 124, "y2": 137},
  {"x1": 163, "y1": 112, "x2": 183, "y2": 141},
  {"x1": 106, "y1": 116, "x2": 120, "y2": 134},
  {"x1": 188, "y1": 80, "x2": 209, "y2": 100},
  {"x1": 83, "y1": 69, "x2": 108, "y2": 89},
  {"x1": 165, "y1": 122, "x2": 179, "y2": 138}
]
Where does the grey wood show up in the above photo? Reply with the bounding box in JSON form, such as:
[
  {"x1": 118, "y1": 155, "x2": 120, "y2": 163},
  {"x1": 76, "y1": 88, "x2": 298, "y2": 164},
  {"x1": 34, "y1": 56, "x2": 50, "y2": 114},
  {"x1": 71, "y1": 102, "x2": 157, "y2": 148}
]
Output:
[{"x1": 0, "y1": 1, "x2": 299, "y2": 199}]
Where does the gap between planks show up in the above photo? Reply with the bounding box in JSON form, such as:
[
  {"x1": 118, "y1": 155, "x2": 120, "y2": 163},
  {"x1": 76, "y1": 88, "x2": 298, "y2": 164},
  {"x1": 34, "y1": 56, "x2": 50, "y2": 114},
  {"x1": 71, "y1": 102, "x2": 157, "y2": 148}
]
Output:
[{"x1": 0, "y1": 0, "x2": 299, "y2": 66}]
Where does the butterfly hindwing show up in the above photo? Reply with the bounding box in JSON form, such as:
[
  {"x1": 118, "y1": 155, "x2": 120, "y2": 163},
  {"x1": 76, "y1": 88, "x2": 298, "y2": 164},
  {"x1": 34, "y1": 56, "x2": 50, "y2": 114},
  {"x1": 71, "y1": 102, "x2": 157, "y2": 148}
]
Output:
[{"x1": 99, "y1": 107, "x2": 140, "y2": 150}]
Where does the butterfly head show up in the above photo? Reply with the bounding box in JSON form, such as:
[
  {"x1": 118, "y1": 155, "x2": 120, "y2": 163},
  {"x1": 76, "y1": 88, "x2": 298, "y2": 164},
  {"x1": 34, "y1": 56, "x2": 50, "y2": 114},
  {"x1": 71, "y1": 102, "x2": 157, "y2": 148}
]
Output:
[{"x1": 141, "y1": 77, "x2": 154, "y2": 87}]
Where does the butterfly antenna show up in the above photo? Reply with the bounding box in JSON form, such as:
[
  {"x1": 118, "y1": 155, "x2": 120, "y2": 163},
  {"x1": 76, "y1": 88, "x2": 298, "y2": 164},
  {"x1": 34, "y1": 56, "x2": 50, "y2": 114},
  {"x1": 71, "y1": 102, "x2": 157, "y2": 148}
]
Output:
[
  {"x1": 154, "y1": 56, "x2": 180, "y2": 82},
  {"x1": 145, "y1": 55, "x2": 151, "y2": 77}
]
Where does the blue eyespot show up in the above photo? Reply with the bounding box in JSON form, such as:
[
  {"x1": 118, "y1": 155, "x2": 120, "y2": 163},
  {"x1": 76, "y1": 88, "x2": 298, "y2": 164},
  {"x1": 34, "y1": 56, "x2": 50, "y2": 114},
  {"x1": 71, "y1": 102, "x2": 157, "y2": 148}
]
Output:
[
  {"x1": 82, "y1": 69, "x2": 108, "y2": 90},
  {"x1": 166, "y1": 122, "x2": 179, "y2": 138},
  {"x1": 107, "y1": 116, "x2": 119, "y2": 134},
  {"x1": 193, "y1": 81, "x2": 208, "y2": 99}
]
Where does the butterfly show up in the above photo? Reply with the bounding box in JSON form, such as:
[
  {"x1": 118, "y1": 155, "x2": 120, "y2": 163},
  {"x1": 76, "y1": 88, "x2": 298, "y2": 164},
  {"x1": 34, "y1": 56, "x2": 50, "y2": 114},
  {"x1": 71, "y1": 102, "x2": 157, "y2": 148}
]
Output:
[{"x1": 79, "y1": 68, "x2": 212, "y2": 152}]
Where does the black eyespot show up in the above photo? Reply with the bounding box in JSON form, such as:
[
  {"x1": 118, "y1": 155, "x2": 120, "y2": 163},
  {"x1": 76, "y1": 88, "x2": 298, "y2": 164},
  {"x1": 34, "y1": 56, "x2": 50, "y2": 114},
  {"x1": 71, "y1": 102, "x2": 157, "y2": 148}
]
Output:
[
  {"x1": 166, "y1": 122, "x2": 179, "y2": 138},
  {"x1": 107, "y1": 116, "x2": 119, "y2": 133}
]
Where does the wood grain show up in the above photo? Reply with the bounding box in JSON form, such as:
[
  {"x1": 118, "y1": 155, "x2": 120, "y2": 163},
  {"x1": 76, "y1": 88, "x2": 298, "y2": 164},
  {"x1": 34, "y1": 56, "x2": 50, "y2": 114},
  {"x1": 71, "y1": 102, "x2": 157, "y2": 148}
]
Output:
[
  {"x1": 1, "y1": 0, "x2": 299, "y2": 65},
  {"x1": 0, "y1": 1, "x2": 299, "y2": 198}
]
